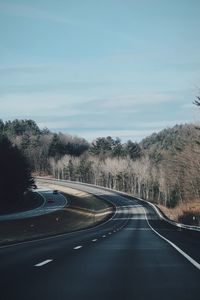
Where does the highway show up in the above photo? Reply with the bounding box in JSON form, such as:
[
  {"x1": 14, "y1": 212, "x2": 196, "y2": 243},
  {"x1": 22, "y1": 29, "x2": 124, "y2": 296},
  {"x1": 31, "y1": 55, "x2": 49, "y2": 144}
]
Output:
[
  {"x1": 0, "y1": 188, "x2": 67, "y2": 220},
  {"x1": 0, "y1": 180, "x2": 200, "y2": 300}
]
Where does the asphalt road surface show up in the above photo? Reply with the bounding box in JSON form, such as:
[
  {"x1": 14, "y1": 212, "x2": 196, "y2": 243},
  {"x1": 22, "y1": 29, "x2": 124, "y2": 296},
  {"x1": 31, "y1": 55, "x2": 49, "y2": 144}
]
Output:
[{"x1": 0, "y1": 180, "x2": 200, "y2": 300}]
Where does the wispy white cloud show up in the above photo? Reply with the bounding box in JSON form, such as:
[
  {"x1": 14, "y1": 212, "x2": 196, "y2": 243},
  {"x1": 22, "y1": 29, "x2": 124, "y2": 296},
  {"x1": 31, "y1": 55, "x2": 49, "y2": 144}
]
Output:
[
  {"x1": 107, "y1": 93, "x2": 172, "y2": 106},
  {"x1": 136, "y1": 120, "x2": 187, "y2": 128},
  {"x1": 82, "y1": 92, "x2": 174, "y2": 113},
  {"x1": 36, "y1": 120, "x2": 187, "y2": 142},
  {"x1": 0, "y1": 93, "x2": 85, "y2": 117},
  {"x1": 0, "y1": 2, "x2": 72, "y2": 24},
  {"x1": 0, "y1": 89, "x2": 195, "y2": 142},
  {"x1": 0, "y1": 65, "x2": 53, "y2": 76}
]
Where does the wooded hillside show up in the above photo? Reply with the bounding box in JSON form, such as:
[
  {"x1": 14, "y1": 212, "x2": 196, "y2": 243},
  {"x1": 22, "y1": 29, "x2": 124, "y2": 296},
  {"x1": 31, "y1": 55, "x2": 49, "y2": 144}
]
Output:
[{"x1": 1, "y1": 119, "x2": 200, "y2": 211}]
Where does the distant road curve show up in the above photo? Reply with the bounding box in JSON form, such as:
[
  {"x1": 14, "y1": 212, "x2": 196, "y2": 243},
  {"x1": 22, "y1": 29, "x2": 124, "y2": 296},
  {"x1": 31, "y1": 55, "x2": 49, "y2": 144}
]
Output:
[{"x1": 0, "y1": 188, "x2": 67, "y2": 221}]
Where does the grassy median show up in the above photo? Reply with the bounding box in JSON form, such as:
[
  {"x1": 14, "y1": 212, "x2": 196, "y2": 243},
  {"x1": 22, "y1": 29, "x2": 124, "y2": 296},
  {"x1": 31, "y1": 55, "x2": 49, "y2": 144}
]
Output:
[{"x1": 0, "y1": 190, "x2": 113, "y2": 246}]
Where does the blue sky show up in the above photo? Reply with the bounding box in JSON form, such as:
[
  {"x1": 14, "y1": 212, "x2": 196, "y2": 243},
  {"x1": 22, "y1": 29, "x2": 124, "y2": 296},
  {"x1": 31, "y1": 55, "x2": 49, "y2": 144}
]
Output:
[{"x1": 0, "y1": 0, "x2": 200, "y2": 141}]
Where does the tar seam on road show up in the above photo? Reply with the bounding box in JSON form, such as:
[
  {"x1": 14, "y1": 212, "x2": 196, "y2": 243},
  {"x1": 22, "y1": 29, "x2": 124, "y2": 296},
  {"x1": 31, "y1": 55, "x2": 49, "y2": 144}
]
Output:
[
  {"x1": 142, "y1": 207, "x2": 200, "y2": 271},
  {"x1": 35, "y1": 259, "x2": 53, "y2": 267}
]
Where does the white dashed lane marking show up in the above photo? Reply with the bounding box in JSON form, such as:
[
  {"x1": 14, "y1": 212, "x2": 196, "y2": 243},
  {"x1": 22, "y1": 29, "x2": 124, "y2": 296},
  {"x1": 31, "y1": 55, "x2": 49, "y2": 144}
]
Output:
[
  {"x1": 35, "y1": 259, "x2": 53, "y2": 267},
  {"x1": 73, "y1": 246, "x2": 83, "y2": 250}
]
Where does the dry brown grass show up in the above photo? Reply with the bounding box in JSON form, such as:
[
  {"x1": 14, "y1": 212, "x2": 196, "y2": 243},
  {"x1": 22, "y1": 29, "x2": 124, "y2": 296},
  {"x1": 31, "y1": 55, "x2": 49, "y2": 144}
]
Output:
[
  {"x1": 158, "y1": 199, "x2": 200, "y2": 226},
  {"x1": 0, "y1": 207, "x2": 112, "y2": 246}
]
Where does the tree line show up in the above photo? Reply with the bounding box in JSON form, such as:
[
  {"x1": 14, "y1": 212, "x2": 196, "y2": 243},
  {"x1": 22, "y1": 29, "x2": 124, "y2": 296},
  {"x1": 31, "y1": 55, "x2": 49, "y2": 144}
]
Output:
[{"x1": 1, "y1": 118, "x2": 200, "y2": 208}]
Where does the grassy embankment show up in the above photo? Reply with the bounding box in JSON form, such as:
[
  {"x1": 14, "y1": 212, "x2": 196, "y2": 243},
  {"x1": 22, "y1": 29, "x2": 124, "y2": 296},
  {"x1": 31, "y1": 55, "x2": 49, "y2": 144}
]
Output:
[
  {"x1": 158, "y1": 201, "x2": 200, "y2": 226},
  {"x1": 0, "y1": 184, "x2": 113, "y2": 246}
]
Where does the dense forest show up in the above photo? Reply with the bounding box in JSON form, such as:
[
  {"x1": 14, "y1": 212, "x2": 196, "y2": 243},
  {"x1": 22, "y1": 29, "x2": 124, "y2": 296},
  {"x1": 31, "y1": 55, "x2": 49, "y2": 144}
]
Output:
[
  {"x1": 0, "y1": 119, "x2": 200, "y2": 209},
  {"x1": 0, "y1": 134, "x2": 34, "y2": 209}
]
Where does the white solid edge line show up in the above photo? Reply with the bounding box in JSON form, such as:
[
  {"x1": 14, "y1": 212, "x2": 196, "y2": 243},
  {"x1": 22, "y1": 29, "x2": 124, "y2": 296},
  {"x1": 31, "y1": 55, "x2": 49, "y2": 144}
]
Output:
[
  {"x1": 73, "y1": 245, "x2": 82, "y2": 250},
  {"x1": 35, "y1": 259, "x2": 53, "y2": 267},
  {"x1": 142, "y1": 207, "x2": 200, "y2": 271},
  {"x1": 135, "y1": 196, "x2": 200, "y2": 232}
]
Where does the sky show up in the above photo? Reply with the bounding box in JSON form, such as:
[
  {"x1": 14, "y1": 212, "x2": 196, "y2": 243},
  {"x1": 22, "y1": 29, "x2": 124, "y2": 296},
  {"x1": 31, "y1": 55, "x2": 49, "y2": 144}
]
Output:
[{"x1": 0, "y1": 0, "x2": 200, "y2": 142}]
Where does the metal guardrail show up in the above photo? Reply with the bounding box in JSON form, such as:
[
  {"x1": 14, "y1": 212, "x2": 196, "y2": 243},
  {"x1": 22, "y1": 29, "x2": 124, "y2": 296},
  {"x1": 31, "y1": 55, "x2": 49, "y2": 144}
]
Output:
[{"x1": 133, "y1": 196, "x2": 200, "y2": 232}]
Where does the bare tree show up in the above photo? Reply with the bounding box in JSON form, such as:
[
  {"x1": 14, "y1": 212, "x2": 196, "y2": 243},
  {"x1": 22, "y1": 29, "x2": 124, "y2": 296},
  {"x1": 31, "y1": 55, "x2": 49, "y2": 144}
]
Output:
[{"x1": 194, "y1": 95, "x2": 200, "y2": 107}]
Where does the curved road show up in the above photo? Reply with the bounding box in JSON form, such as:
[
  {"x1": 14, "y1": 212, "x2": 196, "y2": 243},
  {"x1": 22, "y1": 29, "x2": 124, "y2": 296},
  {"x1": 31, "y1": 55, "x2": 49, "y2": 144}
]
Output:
[
  {"x1": 0, "y1": 188, "x2": 67, "y2": 220},
  {"x1": 0, "y1": 180, "x2": 200, "y2": 300}
]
